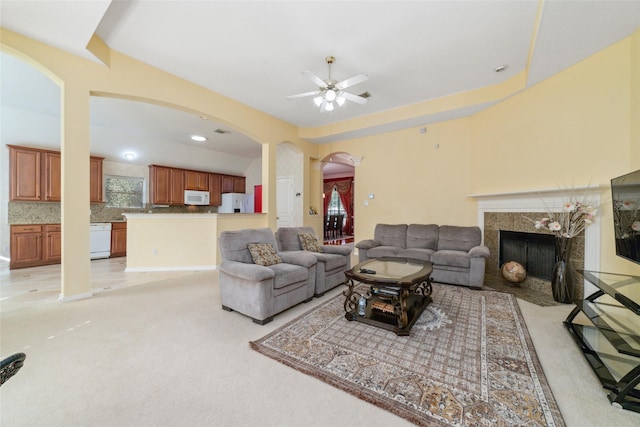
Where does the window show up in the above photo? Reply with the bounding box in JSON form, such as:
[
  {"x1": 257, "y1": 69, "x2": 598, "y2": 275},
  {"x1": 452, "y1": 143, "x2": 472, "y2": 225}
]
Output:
[
  {"x1": 105, "y1": 175, "x2": 144, "y2": 208},
  {"x1": 327, "y1": 188, "x2": 346, "y2": 216}
]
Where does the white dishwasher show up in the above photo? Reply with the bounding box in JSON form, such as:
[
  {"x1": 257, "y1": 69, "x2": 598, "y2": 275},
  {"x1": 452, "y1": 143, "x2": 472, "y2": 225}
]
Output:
[{"x1": 90, "y1": 223, "x2": 112, "y2": 259}]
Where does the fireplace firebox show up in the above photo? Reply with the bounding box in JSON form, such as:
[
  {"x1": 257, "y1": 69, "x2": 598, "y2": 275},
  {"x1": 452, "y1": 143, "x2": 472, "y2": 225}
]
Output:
[{"x1": 499, "y1": 230, "x2": 556, "y2": 280}]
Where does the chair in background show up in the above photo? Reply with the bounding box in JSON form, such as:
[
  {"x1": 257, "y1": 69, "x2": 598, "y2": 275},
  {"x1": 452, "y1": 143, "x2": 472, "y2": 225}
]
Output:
[
  {"x1": 0, "y1": 353, "x2": 26, "y2": 387},
  {"x1": 331, "y1": 214, "x2": 344, "y2": 238},
  {"x1": 326, "y1": 215, "x2": 337, "y2": 239}
]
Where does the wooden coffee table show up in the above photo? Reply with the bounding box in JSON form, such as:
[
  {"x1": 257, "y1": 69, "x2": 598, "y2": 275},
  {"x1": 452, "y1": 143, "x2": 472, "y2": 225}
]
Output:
[{"x1": 343, "y1": 257, "x2": 433, "y2": 336}]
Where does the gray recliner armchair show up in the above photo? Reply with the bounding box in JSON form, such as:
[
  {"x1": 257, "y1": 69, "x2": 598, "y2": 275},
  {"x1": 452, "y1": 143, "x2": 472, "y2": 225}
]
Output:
[
  {"x1": 276, "y1": 226, "x2": 352, "y2": 297},
  {"x1": 218, "y1": 228, "x2": 317, "y2": 324}
]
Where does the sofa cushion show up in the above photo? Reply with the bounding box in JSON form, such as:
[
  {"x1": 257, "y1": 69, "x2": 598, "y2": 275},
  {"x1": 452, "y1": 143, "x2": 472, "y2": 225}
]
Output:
[
  {"x1": 298, "y1": 233, "x2": 323, "y2": 252},
  {"x1": 437, "y1": 225, "x2": 481, "y2": 252},
  {"x1": 406, "y1": 224, "x2": 439, "y2": 249},
  {"x1": 431, "y1": 250, "x2": 470, "y2": 268},
  {"x1": 368, "y1": 246, "x2": 402, "y2": 258},
  {"x1": 398, "y1": 248, "x2": 435, "y2": 262},
  {"x1": 374, "y1": 224, "x2": 408, "y2": 248},
  {"x1": 247, "y1": 243, "x2": 282, "y2": 266}
]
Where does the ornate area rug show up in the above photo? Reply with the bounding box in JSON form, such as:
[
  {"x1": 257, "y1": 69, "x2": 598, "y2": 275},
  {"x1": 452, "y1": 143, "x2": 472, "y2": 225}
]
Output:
[{"x1": 250, "y1": 284, "x2": 565, "y2": 426}]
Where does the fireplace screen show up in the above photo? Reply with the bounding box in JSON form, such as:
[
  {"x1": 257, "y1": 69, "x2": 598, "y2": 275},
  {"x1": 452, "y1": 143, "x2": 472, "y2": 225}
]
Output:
[{"x1": 499, "y1": 230, "x2": 556, "y2": 280}]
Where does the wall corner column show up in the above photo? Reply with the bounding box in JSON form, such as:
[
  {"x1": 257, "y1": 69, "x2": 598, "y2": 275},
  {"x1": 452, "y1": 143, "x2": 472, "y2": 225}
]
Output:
[{"x1": 59, "y1": 83, "x2": 92, "y2": 301}]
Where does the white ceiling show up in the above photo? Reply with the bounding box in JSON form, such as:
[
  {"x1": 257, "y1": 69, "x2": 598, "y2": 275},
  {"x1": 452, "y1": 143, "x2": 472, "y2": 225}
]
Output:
[{"x1": 1, "y1": 1, "x2": 639, "y2": 173}]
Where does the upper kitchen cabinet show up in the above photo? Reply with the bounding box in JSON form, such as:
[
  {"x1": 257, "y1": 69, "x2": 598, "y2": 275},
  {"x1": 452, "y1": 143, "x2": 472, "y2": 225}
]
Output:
[
  {"x1": 8, "y1": 145, "x2": 104, "y2": 203},
  {"x1": 149, "y1": 165, "x2": 185, "y2": 205},
  {"x1": 209, "y1": 173, "x2": 222, "y2": 206},
  {"x1": 89, "y1": 156, "x2": 104, "y2": 203},
  {"x1": 185, "y1": 170, "x2": 209, "y2": 191},
  {"x1": 221, "y1": 175, "x2": 246, "y2": 193},
  {"x1": 9, "y1": 145, "x2": 41, "y2": 201}
]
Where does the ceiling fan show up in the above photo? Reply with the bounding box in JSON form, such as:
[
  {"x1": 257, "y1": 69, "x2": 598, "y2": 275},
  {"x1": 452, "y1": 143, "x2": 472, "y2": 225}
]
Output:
[{"x1": 286, "y1": 56, "x2": 368, "y2": 112}]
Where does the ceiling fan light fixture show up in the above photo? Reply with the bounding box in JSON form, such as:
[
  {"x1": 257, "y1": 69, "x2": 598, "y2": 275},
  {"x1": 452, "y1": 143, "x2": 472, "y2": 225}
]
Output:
[
  {"x1": 324, "y1": 102, "x2": 334, "y2": 112},
  {"x1": 313, "y1": 96, "x2": 324, "y2": 107},
  {"x1": 336, "y1": 93, "x2": 346, "y2": 106},
  {"x1": 325, "y1": 89, "x2": 336, "y2": 102}
]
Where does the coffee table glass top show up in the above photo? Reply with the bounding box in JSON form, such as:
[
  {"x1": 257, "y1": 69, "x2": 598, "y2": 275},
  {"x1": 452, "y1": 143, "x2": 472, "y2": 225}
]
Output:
[{"x1": 348, "y1": 258, "x2": 432, "y2": 284}]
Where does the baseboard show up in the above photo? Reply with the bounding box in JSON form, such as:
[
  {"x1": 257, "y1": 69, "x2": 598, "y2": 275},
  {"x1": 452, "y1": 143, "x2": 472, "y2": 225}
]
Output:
[
  {"x1": 124, "y1": 265, "x2": 217, "y2": 272},
  {"x1": 58, "y1": 291, "x2": 93, "y2": 302}
]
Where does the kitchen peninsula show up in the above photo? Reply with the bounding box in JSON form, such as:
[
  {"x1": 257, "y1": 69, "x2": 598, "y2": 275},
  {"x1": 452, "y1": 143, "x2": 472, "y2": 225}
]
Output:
[{"x1": 123, "y1": 213, "x2": 266, "y2": 271}]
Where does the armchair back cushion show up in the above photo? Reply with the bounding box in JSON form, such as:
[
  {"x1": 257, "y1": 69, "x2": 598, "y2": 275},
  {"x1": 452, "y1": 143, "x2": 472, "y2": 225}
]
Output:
[
  {"x1": 437, "y1": 225, "x2": 481, "y2": 252},
  {"x1": 219, "y1": 228, "x2": 279, "y2": 264}
]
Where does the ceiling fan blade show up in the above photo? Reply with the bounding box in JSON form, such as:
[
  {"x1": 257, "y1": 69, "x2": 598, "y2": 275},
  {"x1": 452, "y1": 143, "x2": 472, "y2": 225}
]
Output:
[
  {"x1": 342, "y1": 92, "x2": 368, "y2": 105},
  {"x1": 286, "y1": 91, "x2": 322, "y2": 99},
  {"x1": 302, "y1": 71, "x2": 328, "y2": 89},
  {"x1": 335, "y1": 73, "x2": 368, "y2": 90}
]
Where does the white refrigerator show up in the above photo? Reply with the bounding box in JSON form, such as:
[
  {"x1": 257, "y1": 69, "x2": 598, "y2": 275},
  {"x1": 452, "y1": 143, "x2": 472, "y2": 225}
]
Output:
[{"x1": 219, "y1": 193, "x2": 245, "y2": 213}]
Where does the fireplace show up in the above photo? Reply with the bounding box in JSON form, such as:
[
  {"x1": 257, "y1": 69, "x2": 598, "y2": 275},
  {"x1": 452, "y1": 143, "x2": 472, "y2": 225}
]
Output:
[
  {"x1": 470, "y1": 186, "x2": 603, "y2": 300},
  {"x1": 499, "y1": 230, "x2": 556, "y2": 280}
]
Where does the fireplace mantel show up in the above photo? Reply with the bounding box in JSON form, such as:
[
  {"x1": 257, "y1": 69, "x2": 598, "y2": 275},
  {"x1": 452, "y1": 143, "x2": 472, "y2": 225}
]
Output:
[{"x1": 469, "y1": 185, "x2": 607, "y2": 295}]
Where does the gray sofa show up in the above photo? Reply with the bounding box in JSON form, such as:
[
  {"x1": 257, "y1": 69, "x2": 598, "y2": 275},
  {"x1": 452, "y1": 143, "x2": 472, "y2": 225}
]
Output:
[
  {"x1": 276, "y1": 226, "x2": 352, "y2": 297},
  {"x1": 356, "y1": 224, "x2": 490, "y2": 288},
  {"x1": 218, "y1": 228, "x2": 317, "y2": 324}
]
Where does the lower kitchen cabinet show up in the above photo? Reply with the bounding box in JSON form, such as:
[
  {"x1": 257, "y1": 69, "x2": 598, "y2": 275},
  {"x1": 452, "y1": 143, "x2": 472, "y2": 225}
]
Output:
[
  {"x1": 10, "y1": 224, "x2": 61, "y2": 269},
  {"x1": 110, "y1": 222, "x2": 127, "y2": 258}
]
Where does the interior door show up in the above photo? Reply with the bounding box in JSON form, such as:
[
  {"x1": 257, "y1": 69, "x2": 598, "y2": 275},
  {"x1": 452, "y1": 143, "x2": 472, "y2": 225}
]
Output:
[{"x1": 276, "y1": 176, "x2": 294, "y2": 228}]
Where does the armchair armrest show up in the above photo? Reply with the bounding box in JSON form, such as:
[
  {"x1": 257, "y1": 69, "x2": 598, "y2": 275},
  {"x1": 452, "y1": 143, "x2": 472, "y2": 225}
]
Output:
[
  {"x1": 220, "y1": 261, "x2": 275, "y2": 281},
  {"x1": 469, "y1": 245, "x2": 490, "y2": 258},
  {"x1": 278, "y1": 251, "x2": 317, "y2": 268},
  {"x1": 356, "y1": 239, "x2": 380, "y2": 250},
  {"x1": 321, "y1": 245, "x2": 352, "y2": 256}
]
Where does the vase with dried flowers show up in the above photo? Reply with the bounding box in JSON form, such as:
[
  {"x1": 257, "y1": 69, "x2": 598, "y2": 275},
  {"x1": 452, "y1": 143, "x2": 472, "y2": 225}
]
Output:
[{"x1": 530, "y1": 200, "x2": 598, "y2": 303}]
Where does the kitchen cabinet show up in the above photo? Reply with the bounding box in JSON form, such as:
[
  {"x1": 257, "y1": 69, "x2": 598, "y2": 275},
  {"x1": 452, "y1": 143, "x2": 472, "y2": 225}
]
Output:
[
  {"x1": 9, "y1": 146, "x2": 41, "y2": 201},
  {"x1": 110, "y1": 222, "x2": 127, "y2": 258},
  {"x1": 44, "y1": 224, "x2": 62, "y2": 263},
  {"x1": 90, "y1": 156, "x2": 104, "y2": 203},
  {"x1": 185, "y1": 170, "x2": 209, "y2": 191},
  {"x1": 8, "y1": 145, "x2": 104, "y2": 203},
  {"x1": 233, "y1": 176, "x2": 246, "y2": 193},
  {"x1": 149, "y1": 165, "x2": 185, "y2": 205},
  {"x1": 209, "y1": 173, "x2": 222, "y2": 206},
  {"x1": 170, "y1": 169, "x2": 185, "y2": 204},
  {"x1": 10, "y1": 224, "x2": 61, "y2": 269},
  {"x1": 221, "y1": 175, "x2": 246, "y2": 194},
  {"x1": 42, "y1": 152, "x2": 61, "y2": 201}
]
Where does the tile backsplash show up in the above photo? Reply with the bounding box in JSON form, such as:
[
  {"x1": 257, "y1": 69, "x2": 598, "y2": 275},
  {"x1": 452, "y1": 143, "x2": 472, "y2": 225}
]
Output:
[{"x1": 8, "y1": 202, "x2": 216, "y2": 224}]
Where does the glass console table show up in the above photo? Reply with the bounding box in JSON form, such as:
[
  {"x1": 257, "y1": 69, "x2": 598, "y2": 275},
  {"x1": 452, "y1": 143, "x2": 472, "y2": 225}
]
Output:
[{"x1": 564, "y1": 270, "x2": 640, "y2": 412}]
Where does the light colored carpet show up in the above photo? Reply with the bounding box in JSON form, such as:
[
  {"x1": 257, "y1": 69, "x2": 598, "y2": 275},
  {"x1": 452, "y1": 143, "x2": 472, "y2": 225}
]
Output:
[{"x1": 1, "y1": 258, "x2": 639, "y2": 426}]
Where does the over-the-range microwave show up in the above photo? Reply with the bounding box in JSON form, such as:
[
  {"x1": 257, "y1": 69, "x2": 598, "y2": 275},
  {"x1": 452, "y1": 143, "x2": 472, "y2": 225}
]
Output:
[{"x1": 184, "y1": 190, "x2": 210, "y2": 205}]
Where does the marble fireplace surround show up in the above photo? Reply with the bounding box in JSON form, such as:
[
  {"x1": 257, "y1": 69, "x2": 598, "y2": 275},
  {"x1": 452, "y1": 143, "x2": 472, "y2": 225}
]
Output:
[{"x1": 471, "y1": 186, "x2": 605, "y2": 298}]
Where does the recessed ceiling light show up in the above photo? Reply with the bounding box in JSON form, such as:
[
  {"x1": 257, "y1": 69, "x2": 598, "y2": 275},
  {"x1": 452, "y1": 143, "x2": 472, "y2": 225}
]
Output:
[
  {"x1": 123, "y1": 152, "x2": 136, "y2": 161},
  {"x1": 191, "y1": 135, "x2": 207, "y2": 142},
  {"x1": 495, "y1": 65, "x2": 508, "y2": 73}
]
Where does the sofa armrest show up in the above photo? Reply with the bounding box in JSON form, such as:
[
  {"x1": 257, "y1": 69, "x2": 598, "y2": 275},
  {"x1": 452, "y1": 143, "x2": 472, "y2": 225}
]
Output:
[
  {"x1": 356, "y1": 239, "x2": 380, "y2": 250},
  {"x1": 321, "y1": 245, "x2": 352, "y2": 256},
  {"x1": 468, "y1": 245, "x2": 490, "y2": 258},
  {"x1": 278, "y1": 251, "x2": 317, "y2": 268},
  {"x1": 220, "y1": 261, "x2": 275, "y2": 282}
]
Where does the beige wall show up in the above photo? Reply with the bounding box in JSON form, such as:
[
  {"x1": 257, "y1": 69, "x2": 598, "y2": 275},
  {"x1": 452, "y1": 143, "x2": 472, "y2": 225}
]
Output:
[{"x1": 321, "y1": 31, "x2": 640, "y2": 276}]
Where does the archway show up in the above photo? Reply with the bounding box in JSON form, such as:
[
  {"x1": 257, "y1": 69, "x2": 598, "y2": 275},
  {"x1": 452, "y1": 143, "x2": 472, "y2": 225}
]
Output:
[{"x1": 321, "y1": 152, "x2": 355, "y2": 242}]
